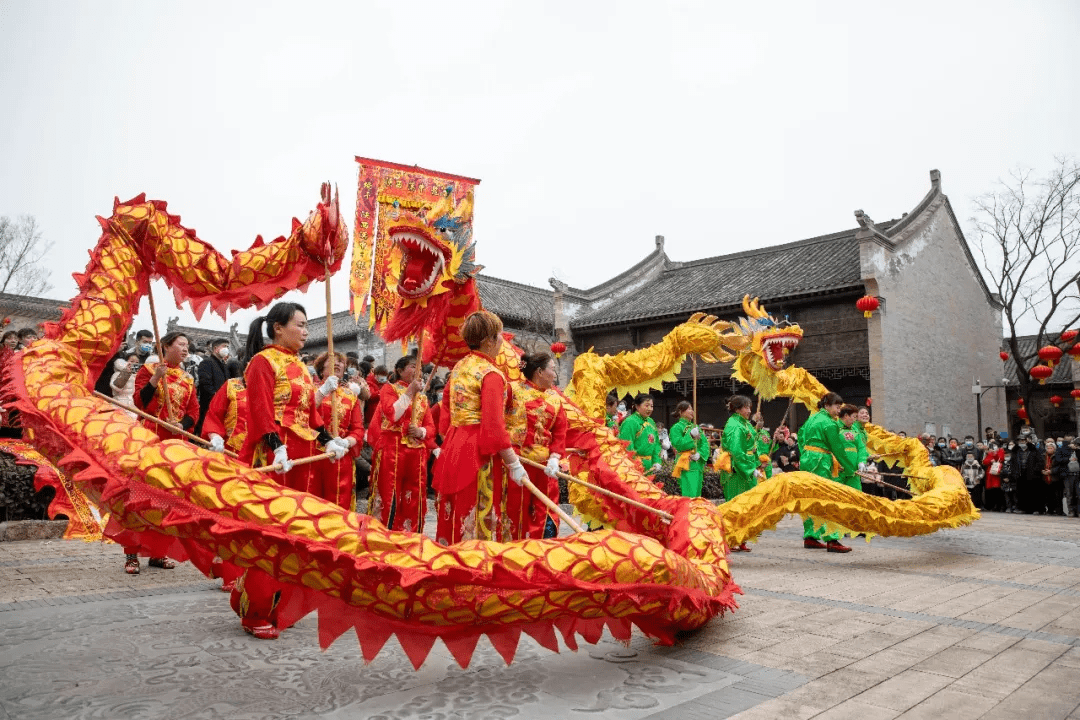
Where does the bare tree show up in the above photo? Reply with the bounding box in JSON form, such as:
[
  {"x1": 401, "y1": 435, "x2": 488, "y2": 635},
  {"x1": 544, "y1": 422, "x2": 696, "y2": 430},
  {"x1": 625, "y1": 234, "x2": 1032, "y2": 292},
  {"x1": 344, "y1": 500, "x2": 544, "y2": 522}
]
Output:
[
  {"x1": 0, "y1": 215, "x2": 53, "y2": 296},
  {"x1": 972, "y1": 157, "x2": 1080, "y2": 432}
]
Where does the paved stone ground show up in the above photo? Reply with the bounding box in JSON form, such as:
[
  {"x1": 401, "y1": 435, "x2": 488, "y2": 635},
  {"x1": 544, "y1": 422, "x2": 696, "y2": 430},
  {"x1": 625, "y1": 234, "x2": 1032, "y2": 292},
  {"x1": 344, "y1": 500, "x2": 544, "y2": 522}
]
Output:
[{"x1": 2, "y1": 510, "x2": 1080, "y2": 719}]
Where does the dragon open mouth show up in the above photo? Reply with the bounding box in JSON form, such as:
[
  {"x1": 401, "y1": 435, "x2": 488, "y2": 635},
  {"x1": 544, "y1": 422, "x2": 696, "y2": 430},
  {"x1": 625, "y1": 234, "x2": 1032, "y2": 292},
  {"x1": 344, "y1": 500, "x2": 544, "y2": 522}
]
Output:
[
  {"x1": 390, "y1": 227, "x2": 448, "y2": 299},
  {"x1": 761, "y1": 334, "x2": 800, "y2": 371}
]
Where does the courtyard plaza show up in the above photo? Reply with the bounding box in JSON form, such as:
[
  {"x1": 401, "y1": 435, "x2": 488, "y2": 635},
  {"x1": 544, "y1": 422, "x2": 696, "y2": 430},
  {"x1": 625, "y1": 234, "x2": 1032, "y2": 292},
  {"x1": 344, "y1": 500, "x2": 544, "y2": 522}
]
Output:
[{"x1": 1, "y1": 507, "x2": 1079, "y2": 719}]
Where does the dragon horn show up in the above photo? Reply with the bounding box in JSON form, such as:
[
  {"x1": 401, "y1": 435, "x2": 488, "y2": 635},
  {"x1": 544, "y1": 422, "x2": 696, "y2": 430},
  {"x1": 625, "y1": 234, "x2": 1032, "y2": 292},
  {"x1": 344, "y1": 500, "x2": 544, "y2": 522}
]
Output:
[{"x1": 741, "y1": 295, "x2": 768, "y2": 319}]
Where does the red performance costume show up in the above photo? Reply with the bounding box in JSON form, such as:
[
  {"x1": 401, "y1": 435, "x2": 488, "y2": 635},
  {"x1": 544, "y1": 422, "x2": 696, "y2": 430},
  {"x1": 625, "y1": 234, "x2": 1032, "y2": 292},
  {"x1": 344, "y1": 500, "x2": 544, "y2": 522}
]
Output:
[
  {"x1": 505, "y1": 381, "x2": 567, "y2": 540},
  {"x1": 432, "y1": 352, "x2": 516, "y2": 544},
  {"x1": 233, "y1": 344, "x2": 328, "y2": 636},
  {"x1": 201, "y1": 378, "x2": 249, "y2": 454},
  {"x1": 316, "y1": 386, "x2": 365, "y2": 510},
  {"x1": 370, "y1": 380, "x2": 434, "y2": 531},
  {"x1": 134, "y1": 362, "x2": 199, "y2": 440}
]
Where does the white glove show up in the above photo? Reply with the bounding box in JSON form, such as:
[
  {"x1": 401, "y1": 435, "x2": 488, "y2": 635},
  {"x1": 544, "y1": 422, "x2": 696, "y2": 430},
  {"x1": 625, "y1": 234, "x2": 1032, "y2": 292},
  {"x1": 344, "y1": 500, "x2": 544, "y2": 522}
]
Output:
[
  {"x1": 208, "y1": 434, "x2": 225, "y2": 453},
  {"x1": 319, "y1": 375, "x2": 339, "y2": 396},
  {"x1": 507, "y1": 459, "x2": 527, "y2": 485},
  {"x1": 545, "y1": 453, "x2": 561, "y2": 478},
  {"x1": 432, "y1": 447, "x2": 441, "y2": 459},
  {"x1": 661, "y1": 438, "x2": 672, "y2": 451},
  {"x1": 754, "y1": 468, "x2": 765, "y2": 480},
  {"x1": 649, "y1": 462, "x2": 662, "y2": 474},
  {"x1": 691, "y1": 452, "x2": 701, "y2": 462},
  {"x1": 272, "y1": 445, "x2": 292, "y2": 474},
  {"x1": 324, "y1": 438, "x2": 349, "y2": 461},
  {"x1": 690, "y1": 427, "x2": 700, "y2": 439},
  {"x1": 348, "y1": 381, "x2": 363, "y2": 396}
]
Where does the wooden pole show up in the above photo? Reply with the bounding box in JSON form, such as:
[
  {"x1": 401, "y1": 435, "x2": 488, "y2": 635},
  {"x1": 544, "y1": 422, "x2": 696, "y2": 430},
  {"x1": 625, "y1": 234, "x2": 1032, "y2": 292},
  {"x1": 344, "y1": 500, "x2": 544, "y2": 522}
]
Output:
[
  {"x1": 145, "y1": 288, "x2": 174, "y2": 422},
  {"x1": 324, "y1": 260, "x2": 339, "y2": 437},
  {"x1": 691, "y1": 355, "x2": 698, "y2": 422},
  {"x1": 93, "y1": 391, "x2": 239, "y2": 459},
  {"x1": 520, "y1": 457, "x2": 673, "y2": 522},
  {"x1": 519, "y1": 474, "x2": 585, "y2": 533},
  {"x1": 767, "y1": 396, "x2": 796, "y2": 457},
  {"x1": 855, "y1": 470, "x2": 915, "y2": 496},
  {"x1": 255, "y1": 450, "x2": 337, "y2": 474}
]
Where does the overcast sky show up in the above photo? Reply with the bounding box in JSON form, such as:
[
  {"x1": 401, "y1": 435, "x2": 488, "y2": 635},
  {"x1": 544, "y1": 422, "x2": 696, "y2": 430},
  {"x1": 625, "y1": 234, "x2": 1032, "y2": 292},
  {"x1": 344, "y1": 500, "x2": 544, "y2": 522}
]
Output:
[{"x1": 1, "y1": 1, "x2": 1077, "y2": 338}]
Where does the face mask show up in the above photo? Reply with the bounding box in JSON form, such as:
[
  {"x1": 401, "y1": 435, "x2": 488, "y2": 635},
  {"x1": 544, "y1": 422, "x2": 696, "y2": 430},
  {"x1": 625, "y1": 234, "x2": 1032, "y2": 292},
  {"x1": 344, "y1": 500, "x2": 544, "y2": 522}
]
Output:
[
  {"x1": 217, "y1": 348, "x2": 229, "y2": 359},
  {"x1": 617, "y1": 404, "x2": 626, "y2": 413},
  {"x1": 375, "y1": 375, "x2": 387, "y2": 384},
  {"x1": 346, "y1": 367, "x2": 357, "y2": 378},
  {"x1": 937, "y1": 442, "x2": 945, "y2": 448},
  {"x1": 965, "y1": 442, "x2": 973, "y2": 447},
  {"x1": 307, "y1": 365, "x2": 316, "y2": 375},
  {"x1": 435, "y1": 390, "x2": 444, "y2": 402},
  {"x1": 138, "y1": 343, "x2": 153, "y2": 354}
]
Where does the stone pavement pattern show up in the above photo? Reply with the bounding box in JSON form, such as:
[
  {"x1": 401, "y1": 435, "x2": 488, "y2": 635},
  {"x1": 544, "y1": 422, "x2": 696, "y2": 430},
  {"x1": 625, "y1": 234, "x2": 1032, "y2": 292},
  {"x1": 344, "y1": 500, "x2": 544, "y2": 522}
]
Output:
[{"x1": 1, "y1": 511, "x2": 1080, "y2": 719}]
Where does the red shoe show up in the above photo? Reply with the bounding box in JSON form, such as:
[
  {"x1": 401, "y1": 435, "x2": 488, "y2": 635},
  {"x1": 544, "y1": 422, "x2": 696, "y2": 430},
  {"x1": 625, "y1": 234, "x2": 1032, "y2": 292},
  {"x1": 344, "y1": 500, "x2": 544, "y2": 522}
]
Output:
[
  {"x1": 243, "y1": 623, "x2": 280, "y2": 640},
  {"x1": 124, "y1": 555, "x2": 140, "y2": 575},
  {"x1": 738, "y1": 542, "x2": 751, "y2": 552},
  {"x1": 826, "y1": 540, "x2": 852, "y2": 553},
  {"x1": 803, "y1": 538, "x2": 827, "y2": 549},
  {"x1": 221, "y1": 580, "x2": 236, "y2": 593}
]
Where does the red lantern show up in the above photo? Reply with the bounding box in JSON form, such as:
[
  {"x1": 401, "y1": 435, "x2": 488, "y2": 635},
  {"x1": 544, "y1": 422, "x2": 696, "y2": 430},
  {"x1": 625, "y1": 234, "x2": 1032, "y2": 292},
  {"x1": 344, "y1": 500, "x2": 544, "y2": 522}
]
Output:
[
  {"x1": 1018, "y1": 407, "x2": 1029, "y2": 421},
  {"x1": 999, "y1": 351, "x2": 1009, "y2": 362},
  {"x1": 865, "y1": 397, "x2": 872, "y2": 407},
  {"x1": 1018, "y1": 397, "x2": 1024, "y2": 406},
  {"x1": 1071, "y1": 389, "x2": 1080, "y2": 402},
  {"x1": 550, "y1": 341, "x2": 567, "y2": 359},
  {"x1": 1030, "y1": 364, "x2": 1054, "y2": 385},
  {"x1": 1038, "y1": 345, "x2": 1064, "y2": 368},
  {"x1": 1051, "y1": 395, "x2": 1063, "y2": 407},
  {"x1": 1062, "y1": 329, "x2": 1078, "y2": 343},
  {"x1": 856, "y1": 295, "x2": 879, "y2": 318},
  {"x1": 1, "y1": 317, "x2": 9, "y2": 327},
  {"x1": 1069, "y1": 344, "x2": 1080, "y2": 363}
]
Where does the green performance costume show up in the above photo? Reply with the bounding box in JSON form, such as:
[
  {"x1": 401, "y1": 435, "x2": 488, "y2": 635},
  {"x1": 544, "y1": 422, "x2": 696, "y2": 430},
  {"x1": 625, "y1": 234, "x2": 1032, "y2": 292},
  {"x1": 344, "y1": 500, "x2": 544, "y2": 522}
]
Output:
[
  {"x1": 670, "y1": 417, "x2": 711, "y2": 497},
  {"x1": 757, "y1": 429, "x2": 773, "y2": 480},
  {"x1": 837, "y1": 423, "x2": 863, "y2": 490},
  {"x1": 798, "y1": 409, "x2": 858, "y2": 541},
  {"x1": 721, "y1": 413, "x2": 760, "y2": 499},
  {"x1": 618, "y1": 412, "x2": 662, "y2": 473}
]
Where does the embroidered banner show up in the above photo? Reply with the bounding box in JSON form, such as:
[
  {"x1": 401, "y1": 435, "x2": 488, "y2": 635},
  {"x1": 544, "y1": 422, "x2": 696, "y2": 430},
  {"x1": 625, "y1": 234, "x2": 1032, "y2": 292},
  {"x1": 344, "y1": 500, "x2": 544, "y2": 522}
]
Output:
[{"x1": 350, "y1": 157, "x2": 480, "y2": 329}]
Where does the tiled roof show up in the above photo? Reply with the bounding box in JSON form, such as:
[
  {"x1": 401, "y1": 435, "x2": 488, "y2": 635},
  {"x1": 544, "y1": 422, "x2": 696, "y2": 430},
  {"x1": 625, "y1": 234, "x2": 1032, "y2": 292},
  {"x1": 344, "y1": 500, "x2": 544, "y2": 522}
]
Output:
[
  {"x1": 0, "y1": 291, "x2": 67, "y2": 319},
  {"x1": 305, "y1": 310, "x2": 368, "y2": 344},
  {"x1": 164, "y1": 322, "x2": 244, "y2": 352},
  {"x1": 1002, "y1": 335, "x2": 1076, "y2": 385},
  {"x1": 569, "y1": 227, "x2": 873, "y2": 329},
  {"x1": 476, "y1": 275, "x2": 554, "y2": 329}
]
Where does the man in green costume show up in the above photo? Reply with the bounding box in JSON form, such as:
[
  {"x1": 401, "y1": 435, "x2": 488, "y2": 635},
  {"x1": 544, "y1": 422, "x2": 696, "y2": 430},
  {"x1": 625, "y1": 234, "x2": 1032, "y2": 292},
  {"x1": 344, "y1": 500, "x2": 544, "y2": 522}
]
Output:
[
  {"x1": 797, "y1": 392, "x2": 858, "y2": 553},
  {"x1": 837, "y1": 405, "x2": 864, "y2": 490},
  {"x1": 670, "y1": 400, "x2": 711, "y2": 498},
  {"x1": 618, "y1": 393, "x2": 662, "y2": 475}
]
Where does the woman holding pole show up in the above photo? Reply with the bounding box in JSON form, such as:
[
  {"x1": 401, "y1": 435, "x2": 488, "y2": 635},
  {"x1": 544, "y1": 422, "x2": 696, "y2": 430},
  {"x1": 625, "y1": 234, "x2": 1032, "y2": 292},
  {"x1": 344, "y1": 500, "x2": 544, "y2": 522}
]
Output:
[
  {"x1": 720, "y1": 394, "x2": 759, "y2": 552},
  {"x1": 432, "y1": 310, "x2": 528, "y2": 545},
  {"x1": 312, "y1": 350, "x2": 366, "y2": 511},
  {"x1": 123, "y1": 331, "x2": 199, "y2": 574},
  {"x1": 669, "y1": 400, "x2": 710, "y2": 499},
  {"x1": 505, "y1": 351, "x2": 568, "y2": 540},
  {"x1": 233, "y1": 301, "x2": 349, "y2": 639}
]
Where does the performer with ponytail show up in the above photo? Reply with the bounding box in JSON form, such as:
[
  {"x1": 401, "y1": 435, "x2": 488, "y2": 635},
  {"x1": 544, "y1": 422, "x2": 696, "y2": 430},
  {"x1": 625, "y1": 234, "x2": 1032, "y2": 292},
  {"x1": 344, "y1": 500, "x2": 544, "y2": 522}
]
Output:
[
  {"x1": 798, "y1": 391, "x2": 857, "y2": 553},
  {"x1": 314, "y1": 351, "x2": 366, "y2": 510},
  {"x1": 432, "y1": 311, "x2": 527, "y2": 545},
  {"x1": 124, "y1": 331, "x2": 199, "y2": 574},
  {"x1": 369, "y1": 354, "x2": 434, "y2": 531},
  {"x1": 505, "y1": 351, "x2": 568, "y2": 539},
  {"x1": 720, "y1": 394, "x2": 759, "y2": 551},
  {"x1": 233, "y1": 301, "x2": 350, "y2": 639},
  {"x1": 669, "y1": 400, "x2": 710, "y2": 499}
]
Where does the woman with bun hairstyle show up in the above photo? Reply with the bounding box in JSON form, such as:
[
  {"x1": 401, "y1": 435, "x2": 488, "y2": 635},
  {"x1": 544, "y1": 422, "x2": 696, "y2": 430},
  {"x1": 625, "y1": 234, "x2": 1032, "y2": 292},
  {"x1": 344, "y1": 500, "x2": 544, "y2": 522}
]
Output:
[
  {"x1": 670, "y1": 400, "x2": 710, "y2": 498},
  {"x1": 720, "y1": 395, "x2": 759, "y2": 552},
  {"x1": 505, "y1": 351, "x2": 568, "y2": 539},
  {"x1": 618, "y1": 394, "x2": 663, "y2": 475},
  {"x1": 432, "y1": 310, "x2": 527, "y2": 545},
  {"x1": 797, "y1": 391, "x2": 857, "y2": 553}
]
